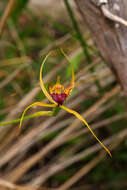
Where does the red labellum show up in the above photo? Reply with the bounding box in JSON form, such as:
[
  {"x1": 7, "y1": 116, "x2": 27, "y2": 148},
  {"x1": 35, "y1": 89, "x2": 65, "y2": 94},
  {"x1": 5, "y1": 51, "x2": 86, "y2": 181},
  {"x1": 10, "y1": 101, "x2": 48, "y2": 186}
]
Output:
[{"x1": 50, "y1": 92, "x2": 68, "y2": 105}]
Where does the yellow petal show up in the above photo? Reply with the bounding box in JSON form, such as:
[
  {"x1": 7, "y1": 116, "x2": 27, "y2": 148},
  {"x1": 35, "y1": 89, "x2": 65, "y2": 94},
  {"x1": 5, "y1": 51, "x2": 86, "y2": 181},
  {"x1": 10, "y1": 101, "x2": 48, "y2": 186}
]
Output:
[
  {"x1": 18, "y1": 102, "x2": 56, "y2": 135},
  {"x1": 60, "y1": 105, "x2": 112, "y2": 157},
  {"x1": 40, "y1": 51, "x2": 57, "y2": 105},
  {"x1": 60, "y1": 48, "x2": 75, "y2": 90}
]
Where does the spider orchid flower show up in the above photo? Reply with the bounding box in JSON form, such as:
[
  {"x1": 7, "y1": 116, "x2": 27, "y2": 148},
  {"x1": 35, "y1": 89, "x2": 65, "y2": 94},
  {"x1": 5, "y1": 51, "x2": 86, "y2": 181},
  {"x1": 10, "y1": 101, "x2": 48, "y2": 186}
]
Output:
[{"x1": 18, "y1": 49, "x2": 111, "y2": 157}]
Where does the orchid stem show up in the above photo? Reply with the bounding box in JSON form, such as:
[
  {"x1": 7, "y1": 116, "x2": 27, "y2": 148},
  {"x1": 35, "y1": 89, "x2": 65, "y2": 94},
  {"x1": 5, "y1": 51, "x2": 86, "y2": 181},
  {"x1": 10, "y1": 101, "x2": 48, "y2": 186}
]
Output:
[{"x1": 52, "y1": 105, "x2": 61, "y2": 116}]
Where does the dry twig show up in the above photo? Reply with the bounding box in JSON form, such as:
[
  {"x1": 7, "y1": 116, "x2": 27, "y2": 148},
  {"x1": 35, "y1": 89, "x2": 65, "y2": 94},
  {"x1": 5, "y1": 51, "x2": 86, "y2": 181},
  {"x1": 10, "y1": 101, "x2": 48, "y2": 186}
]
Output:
[{"x1": 0, "y1": 0, "x2": 17, "y2": 36}]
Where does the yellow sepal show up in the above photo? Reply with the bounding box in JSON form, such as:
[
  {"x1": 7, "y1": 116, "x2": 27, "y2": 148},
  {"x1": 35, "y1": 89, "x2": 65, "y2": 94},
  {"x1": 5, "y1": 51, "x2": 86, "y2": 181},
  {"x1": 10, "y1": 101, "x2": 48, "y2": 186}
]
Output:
[
  {"x1": 60, "y1": 105, "x2": 112, "y2": 157},
  {"x1": 60, "y1": 48, "x2": 75, "y2": 92},
  {"x1": 40, "y1": 51, "x2": 57, "y2": 105},
  {"x1": 18, "y1": 102, "x2": 56, "y2": 135}
]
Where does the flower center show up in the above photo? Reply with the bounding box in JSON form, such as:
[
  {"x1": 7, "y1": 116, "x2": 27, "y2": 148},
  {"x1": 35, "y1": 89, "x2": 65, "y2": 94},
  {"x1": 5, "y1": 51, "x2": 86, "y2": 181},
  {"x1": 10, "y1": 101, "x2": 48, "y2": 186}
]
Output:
[{"x1": 49, "y1": 76, "x2": 71, "y2": 105}]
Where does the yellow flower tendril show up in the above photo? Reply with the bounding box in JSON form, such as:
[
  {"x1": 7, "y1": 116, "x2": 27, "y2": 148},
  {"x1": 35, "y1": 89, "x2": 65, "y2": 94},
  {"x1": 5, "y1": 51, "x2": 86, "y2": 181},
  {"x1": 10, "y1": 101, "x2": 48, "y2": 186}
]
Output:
[{"x1": 18, "y1": 48, "x2": 112, "y2": 157}]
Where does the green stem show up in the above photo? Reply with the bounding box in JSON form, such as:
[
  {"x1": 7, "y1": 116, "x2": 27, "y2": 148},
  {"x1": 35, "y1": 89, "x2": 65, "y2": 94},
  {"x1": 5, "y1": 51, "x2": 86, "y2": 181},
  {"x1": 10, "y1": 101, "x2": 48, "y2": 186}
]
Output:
[
  {"x1": 64, "y1": 0, "x2": 91, "y2": 64},
  {"x1": 52, "y1": 105, "x2": 61, "y2": 116},
  {"x1": 0, "y1": 111, "x2": 53, "y2": 126}
]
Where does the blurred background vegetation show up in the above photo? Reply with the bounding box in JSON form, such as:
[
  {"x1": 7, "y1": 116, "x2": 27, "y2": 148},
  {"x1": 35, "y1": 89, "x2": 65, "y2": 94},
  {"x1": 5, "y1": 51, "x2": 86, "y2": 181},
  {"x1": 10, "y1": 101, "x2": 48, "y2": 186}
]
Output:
[{"x1": 0, "y1": 0, "x2": 127, "y2": 190}]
